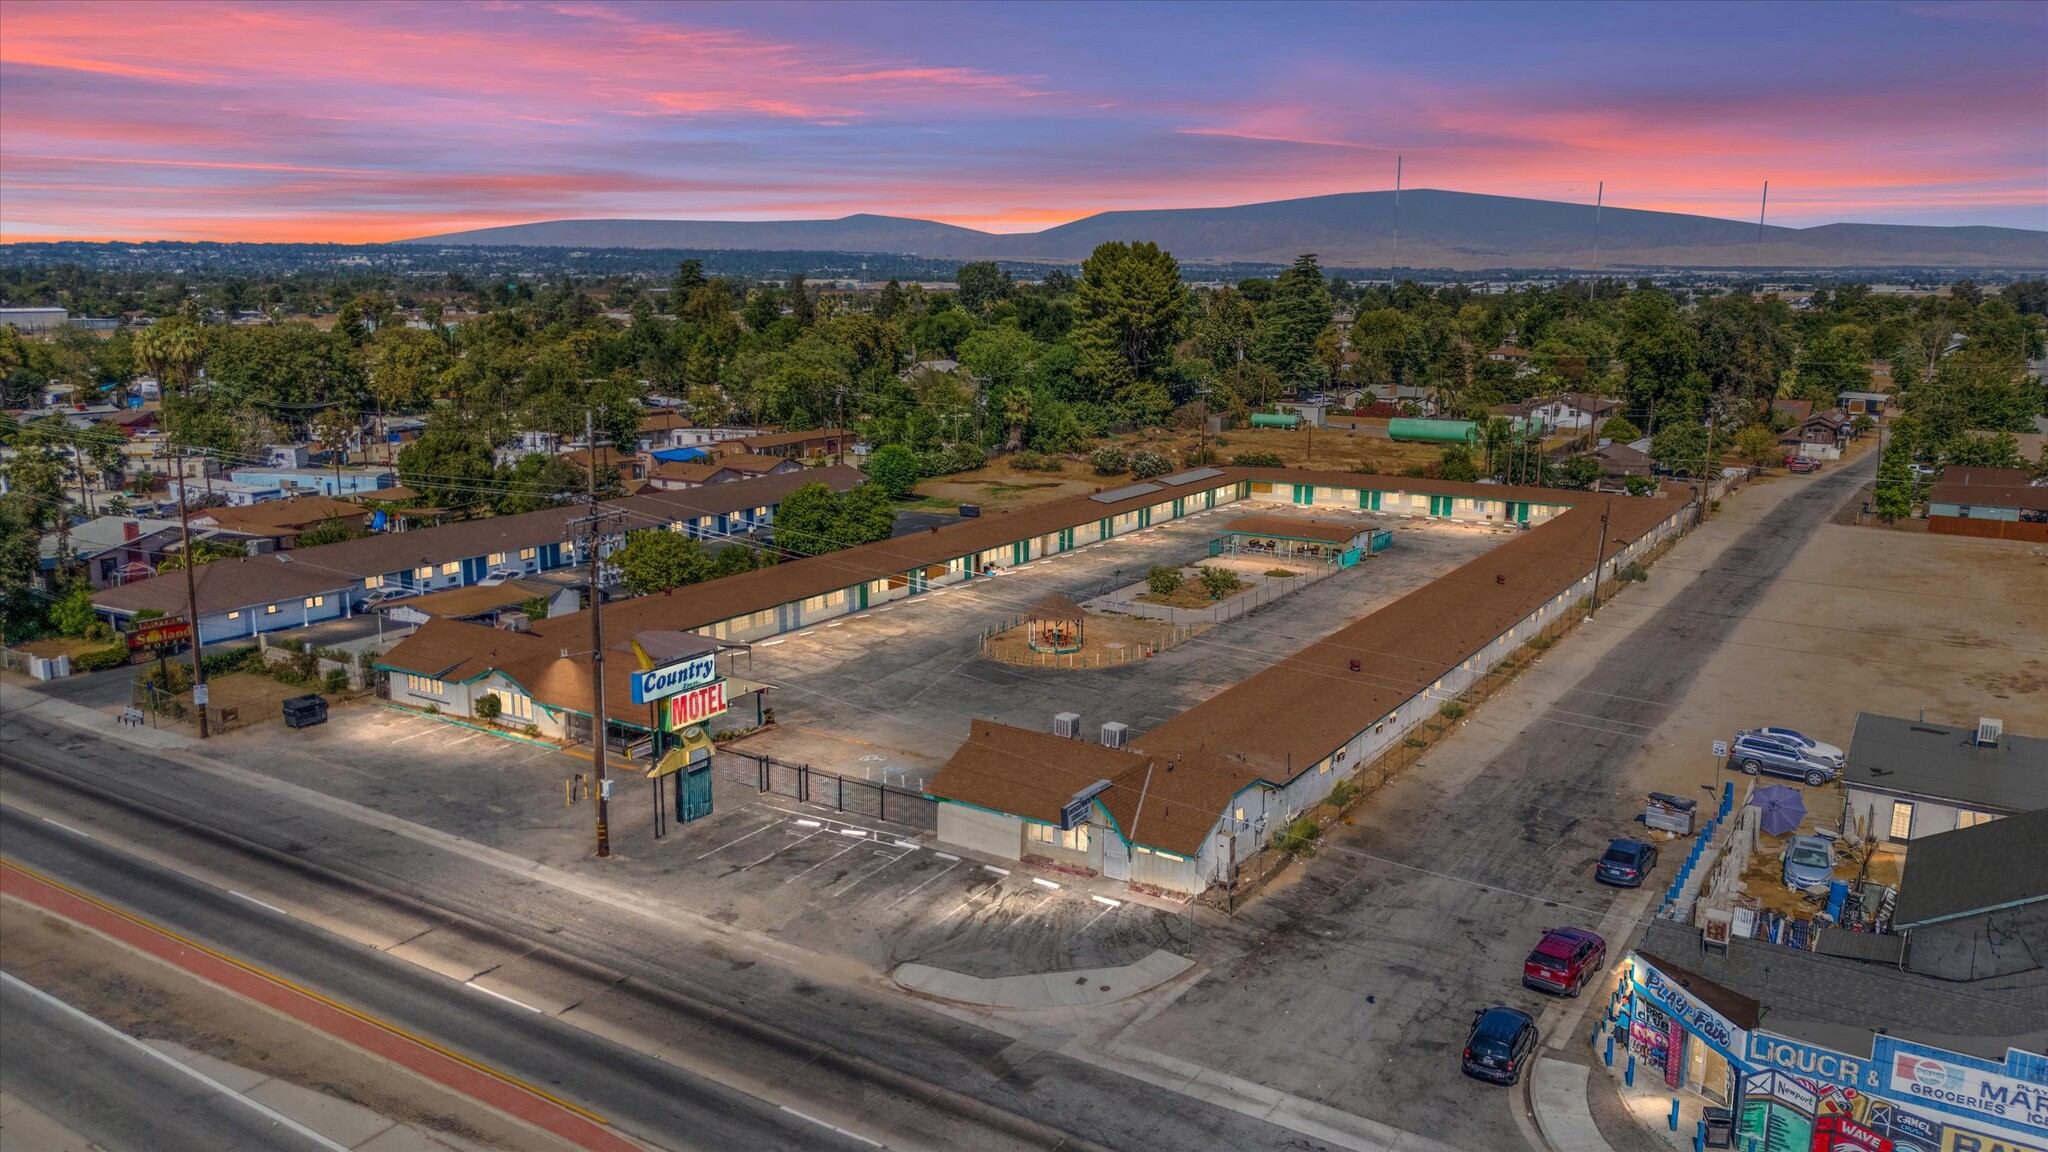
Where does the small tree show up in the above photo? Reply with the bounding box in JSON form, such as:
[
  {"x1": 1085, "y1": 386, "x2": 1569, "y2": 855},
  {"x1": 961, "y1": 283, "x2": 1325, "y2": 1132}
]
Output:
[
  {"x1": 1147, "y1": 565, "x2": 1183, "y2": 596},
  {"x1": 52, "y1": 583, "x2": 98, "y2": 638},
  {"x1": 863, "y1": 443, "x2": 922, "y2": 499},
  {"x1": 1850, "y1": 415, "x2": 1875, "y2": 439},
  {"x1": 1130, "y1": 450, "x2": 1172, "y2": 479},
  {"x1": 1438, "y1": 445, "x2": 1479, "y2": 482},
  {"x1": 518, "y1": 596, "x2": 550, "y2": 621},
  {"x1": 474, "y1": 693, "x2": 503, "y2": 722},
  {"x1": 1090, "y1": 446, "x2": 1129, "y2": 476},
  {"x1": 1734, "y1": 424, "x2": 1780, "y2": 469},
  {"x1": 295, "y1": 516, "x2": 362, "y2": 548},
  {"x1": 1598, "y1": 415, "x2": 1642, "y2": 442},
  {"x1": 1198, "y1": 566, "x2": 1242, "y2": 600}
]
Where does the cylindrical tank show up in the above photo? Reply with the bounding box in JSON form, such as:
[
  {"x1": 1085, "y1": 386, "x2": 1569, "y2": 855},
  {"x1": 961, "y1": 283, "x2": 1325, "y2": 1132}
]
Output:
[
  {"x1": 1387, "y1": 418, "x2": 1478, "y2": 443},
  {"x1": 1249, "y1": 413, "x2": 1302, "y2": 429}
]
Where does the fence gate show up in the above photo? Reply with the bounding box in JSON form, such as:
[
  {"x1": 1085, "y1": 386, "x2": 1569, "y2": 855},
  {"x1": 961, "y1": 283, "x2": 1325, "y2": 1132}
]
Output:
[{"x1": 1101, "y1": 833, "x2": 1129, "y2": 881}]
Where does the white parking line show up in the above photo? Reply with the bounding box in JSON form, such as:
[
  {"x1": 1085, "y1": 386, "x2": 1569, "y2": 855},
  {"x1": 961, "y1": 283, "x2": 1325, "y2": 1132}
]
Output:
[
  {"x1": 983, "y1": 865, "x2": 1010, "y2": 876},
  {"x1": 875, "y1": 605, "x2": 895, "y2": 612},
  {"x1": 824, "y1": 849, "x2": 912, "y2": 898},
  {"x1": 758, "y1": 638, "x2": 786, "y2": 647},
  {"x1": 737, "y1": 830, "x2": 822, "y2": 870},
  {"x1": 825, "y1": 621, "x2": 844, "y2": 627},
  {"x1": 837, "y1": 828, "x2": 870, "y2": 838},
  {"x1": 854, "y1": 613, "x2": 872, "y2": 619},
  {"x1": 391, "y1": 727, "x2": 442, "y2": 743},
  {"x1": 1032, "y1": 877, "x2": 1061, "y2": 890},
  {"x1": 887, "y1": 861, "x2": 960, "y2": 908},
  {"x1": 760, "y1": 803, "x2": 896, "y2": 840},
  {"x1": 1076, "y1": 905, "x2": 1116, "y2": 935},
  {"x1": 465, "y1": 981, "x2": 543, "y2": 1013},
  {"x1": 39, "y1": 817, "x2": 92, "y2": 839},
  {"x1": 783, "y1": 842, "x2": 862, "y2": 884},
  {"x1": 794, "y1": 818, "x2": 822, "y2": 828},
  {"x1": 1091, "y1": 894, "x2": 1122, "y2": 908},
  {"x1": 693, "y1": 823, "x2": 775, "y2": 859},
  {"x1": 891, "y1": 840, "x2": 921, "y2": 850},
  {"x1": 933, "y1": 852, "x2": 960, "y2": 861},
  {"x1": 797, "y1": 630, "x2": 817, "y2": 637},
  {"x1": 778, "y1": 1105, "x2": 881, "y2": 1148}
]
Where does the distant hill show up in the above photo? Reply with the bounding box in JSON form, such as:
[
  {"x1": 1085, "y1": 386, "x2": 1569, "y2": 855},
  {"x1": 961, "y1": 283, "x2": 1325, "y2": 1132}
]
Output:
[{"x1": 404, "y1": 190, "x2": 2048, "y2": 271}]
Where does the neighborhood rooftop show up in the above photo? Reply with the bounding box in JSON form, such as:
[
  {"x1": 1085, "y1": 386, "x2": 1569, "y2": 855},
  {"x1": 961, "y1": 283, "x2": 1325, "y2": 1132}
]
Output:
[
  {"x1": 1845, "y1": 712, "x2": 2048, "y2": 813},
  {"x1": 1891, "y1": 808, "x2": 2048, "y2": 929}
]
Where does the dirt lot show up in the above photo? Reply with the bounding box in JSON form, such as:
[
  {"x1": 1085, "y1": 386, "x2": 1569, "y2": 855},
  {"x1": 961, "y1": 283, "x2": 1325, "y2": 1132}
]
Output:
[{"x1": 1619, "y1": 518, "x2": 2048, "y2": 803}]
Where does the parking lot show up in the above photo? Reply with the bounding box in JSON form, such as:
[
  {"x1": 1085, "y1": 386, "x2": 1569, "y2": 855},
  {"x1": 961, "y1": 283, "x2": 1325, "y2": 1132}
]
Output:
[{"x1": 728, "y1": 507, "x2": 1518, "y2": 784}]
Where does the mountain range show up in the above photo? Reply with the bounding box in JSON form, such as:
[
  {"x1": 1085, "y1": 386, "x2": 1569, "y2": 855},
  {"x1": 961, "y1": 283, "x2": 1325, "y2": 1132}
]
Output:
[{"x1": 403, "y1": 189, "x2": 2048, "y2": 271}]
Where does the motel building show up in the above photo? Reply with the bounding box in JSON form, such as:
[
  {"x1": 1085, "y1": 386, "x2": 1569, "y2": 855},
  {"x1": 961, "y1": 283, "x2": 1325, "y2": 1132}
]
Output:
[{"x1": 1607, "y1": 952, "x2": 2048, "y2": 1152}]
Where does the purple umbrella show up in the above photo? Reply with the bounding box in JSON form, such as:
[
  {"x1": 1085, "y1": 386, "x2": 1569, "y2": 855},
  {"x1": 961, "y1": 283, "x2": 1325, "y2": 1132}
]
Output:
[{"x1": 1748, "y1": 783, "x2": 1807, "y2": 836}]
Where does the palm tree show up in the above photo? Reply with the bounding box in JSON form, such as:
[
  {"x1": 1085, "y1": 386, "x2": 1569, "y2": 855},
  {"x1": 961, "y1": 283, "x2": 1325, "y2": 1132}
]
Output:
[
  {"x1": 1001, "y1": 388, "x2": 1033, "y2": 452},
  {"x1": 136, "y1": 319, "x2": 201, "y2": 394}
]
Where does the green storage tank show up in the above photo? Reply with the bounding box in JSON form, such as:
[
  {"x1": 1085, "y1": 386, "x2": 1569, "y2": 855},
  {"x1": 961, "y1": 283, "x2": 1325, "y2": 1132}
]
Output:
[
  {"x1": 1250, "y1": 412, "x2": 1302, "y2": 429},
  {"x1": 1388, "y1": 418, "x2": 1478, "y2": 443}
]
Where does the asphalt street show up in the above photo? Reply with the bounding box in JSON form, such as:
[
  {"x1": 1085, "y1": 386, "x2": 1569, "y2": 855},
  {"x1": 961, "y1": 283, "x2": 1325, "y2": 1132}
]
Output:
[
  {"x1": 0, "y1": 729, "x2": 1347, "y2": 1152},
  {"x1": 1129, "y1": 456, "x2": 1880, "y2": 1152},
  {"x1": 0, "y1": 969, "x2": 343, "y2": 1152}
]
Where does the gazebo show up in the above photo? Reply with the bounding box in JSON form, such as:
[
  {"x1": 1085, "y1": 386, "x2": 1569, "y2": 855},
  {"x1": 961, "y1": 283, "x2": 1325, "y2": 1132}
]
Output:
[{"x1": 1025, "y1": 592, "x2": 1086, "y2": 654}]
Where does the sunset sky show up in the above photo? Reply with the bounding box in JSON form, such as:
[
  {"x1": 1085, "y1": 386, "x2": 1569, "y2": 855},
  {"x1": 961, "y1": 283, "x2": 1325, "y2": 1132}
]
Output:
[{"x1": 2, "y1": 0, "x2": 2043, "y2": 243}]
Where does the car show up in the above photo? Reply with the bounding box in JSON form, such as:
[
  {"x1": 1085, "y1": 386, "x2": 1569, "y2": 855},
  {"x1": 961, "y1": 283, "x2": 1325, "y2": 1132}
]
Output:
[
  {"x1": 1908, "y1": 462, "x2": 1938, "y2": 478},
  {"x1": 354, "y1": 586, "x2": 417, "y2": 611},
  {"x1": 1522, "y1": 927, "x2": 1607, "y2": 997},
  {"x1": 1740, "y1": 727, "x2": 1845, "y2": 767},
  {"x1": 1785, "y1": 457, "x2": 1820, "y2": 474},
  {"x1": 475, "y1": 567, "x2": 523, "y2": 586},
  {"x1": 1462, "y1": 1006, "x2": 1538, "y2": 1085},
  {"x1": 1729, "y1": 733, "x2": 1839, "y2": 786},
  {"x1": 1596, "y1": 839, "x2": 1659, "y2": 888},
  {"x1": 1782, "y1": 834, "x2": 1836, "y2": 890}
]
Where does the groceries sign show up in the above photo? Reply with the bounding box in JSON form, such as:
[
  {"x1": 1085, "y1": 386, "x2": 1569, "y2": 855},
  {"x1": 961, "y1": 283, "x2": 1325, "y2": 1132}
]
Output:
[
  {"x1": 1889, "y1": 1046, "x2": 2048, "y2": 1139},
  {"x1": 664, "y1": 680, "x2": 727, "y2": 729},
  {"x1": 631, "y1": 653, "x2": 718, "y2": 704}
]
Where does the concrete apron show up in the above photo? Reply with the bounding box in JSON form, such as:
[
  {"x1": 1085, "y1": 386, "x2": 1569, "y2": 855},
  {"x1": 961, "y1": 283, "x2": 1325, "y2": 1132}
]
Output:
[{"x1": 892, "y1": 948, "x2": 1195, "y2": 1009}]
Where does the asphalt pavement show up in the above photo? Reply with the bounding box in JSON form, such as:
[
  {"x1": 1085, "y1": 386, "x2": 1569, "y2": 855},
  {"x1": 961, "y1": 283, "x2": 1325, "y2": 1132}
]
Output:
[{"x1": 0, "y1": 969, "x2": 343, "y2": 1152}]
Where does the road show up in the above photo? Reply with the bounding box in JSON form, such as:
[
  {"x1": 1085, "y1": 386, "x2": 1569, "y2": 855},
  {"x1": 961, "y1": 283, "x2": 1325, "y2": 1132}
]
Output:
[
  {"x1": 1126, "y1": 457, "x2": 1879, "y2": 1152},
  {"x1": 0, "y1": 725, "x2": 1347, "y2": 1152},
  {"x1": 0, "y1": 969, "x2": 342, "y2": 1152}
]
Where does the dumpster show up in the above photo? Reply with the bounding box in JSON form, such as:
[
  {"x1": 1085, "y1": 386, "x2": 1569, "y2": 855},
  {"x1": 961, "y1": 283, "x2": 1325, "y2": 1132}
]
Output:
[
  {"x1": 1644, "y1": 792, "x2": 1698, "y2": 836},
  {"x1": 958, "y1": 503, "x2": 981, "y2": 518},
  {"x1": 282, "y1": 693, "x2": 328, "y2": 730}
]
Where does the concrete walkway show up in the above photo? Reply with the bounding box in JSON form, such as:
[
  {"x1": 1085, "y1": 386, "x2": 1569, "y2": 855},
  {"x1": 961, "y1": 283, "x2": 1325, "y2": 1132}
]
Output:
[
  {"x1": 1531, "y1": 1057, "x2": 1613, "y2": 1152},
  {"x1": 893, "y1": 947, "x2": 1193, "y2": 1008}
]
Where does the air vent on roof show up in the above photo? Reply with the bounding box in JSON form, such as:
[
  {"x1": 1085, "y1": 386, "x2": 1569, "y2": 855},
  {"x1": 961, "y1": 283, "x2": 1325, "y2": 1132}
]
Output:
[
  {"x1": 1053, "y1": 712, "x2": 1081, "y2": 739},
  {"x1": 1100, "y1": 722, "x2": 1130, "y2": 749},
  {"x1": 1975, "y1": 717, "x2": 2003, "y2": 748}
]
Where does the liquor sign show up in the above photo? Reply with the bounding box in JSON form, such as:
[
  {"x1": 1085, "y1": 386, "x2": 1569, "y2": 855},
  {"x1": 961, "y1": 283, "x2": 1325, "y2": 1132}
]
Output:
[
  {"x1": 125, "y1": 614, "x2": 192, "y2": 657},
  {"x1": 664, "y1": 680, "x2": 727, "y2": 729},
  {"x1": 631, "y1": 653, "x2": 718, "y2": 705}
]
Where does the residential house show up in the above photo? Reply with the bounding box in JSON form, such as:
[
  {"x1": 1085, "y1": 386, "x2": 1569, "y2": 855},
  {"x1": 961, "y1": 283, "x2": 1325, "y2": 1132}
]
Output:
[
  {"x1": 227, "y1": 466, "x2": 395, "y2": 497},
  {"x1": 38, "y1": 516, "x2": 186, "y2": 589},
  {"x1": 1889, "y1": 808, "x2": 2048, "y2": 981},
  {"x1": 637, "y1": 410, "x2": 697, "y2": 452},
  {"x1": 110, "y1": 409, "x2": 160, "y2": 437},
  {"x1": 1769, "y1": 398, "x2": 1814, "y2": 424},
  {"x1": 1837, "y1": 390, "x2": 1889, "y2": 417},
  {"x1": 733, "y1": 428, "x2": 851, "y2": 461},
  {"x1": 1926, "y1": 466, "x2": 2048, "y2": 542},
  {"x1": 1841, "y1": 712, "x2": 2047, "y2": 847},
  {"x1": 561, "y1": 448, "x2": 646, "y2": 484},
  {"x1": 1485, "y1": 345, "x2": 1538, "y2": 379},
  {"x1": 167, "y1": 479, "x2": 287, "y2": 507},
  {"x1": 1497, "y1": 392, "x2": 1621, "y2": 432},
  {"x1": 641, "y1": 454, "x2": 804, "y2": 491},
  {"x1": 1594, "y1": 441, "x2": 1654, "y2": 478},
  {"x1": 90, "y1": 555, "x2": 355, "y2": 644},
  {"x1": 1777, "y1": 410, "x2": 1849, "y2": 460},
  {"x1": 189, "y1": 495, "x2": 370, "y2": 550}
]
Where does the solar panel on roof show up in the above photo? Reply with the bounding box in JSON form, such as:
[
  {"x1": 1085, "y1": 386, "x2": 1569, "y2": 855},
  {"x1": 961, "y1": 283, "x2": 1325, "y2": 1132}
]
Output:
[
  {"x1": 1090, "y1": 483, "x2": 1164, "y2": 504},
  {"x1": 1157, "y1": 468, "x2": 1224, "y2": 487}
]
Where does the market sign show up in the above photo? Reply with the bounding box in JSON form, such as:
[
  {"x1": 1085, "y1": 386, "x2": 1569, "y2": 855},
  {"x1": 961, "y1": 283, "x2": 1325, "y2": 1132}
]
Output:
[
  {"x1": 1633, "y1": 961, "x2": 1747, "y2": 1066},
  {"x1": 664, "y1": 680, "x2": 727, "y2": 730},
  {"x1": 1888, "y1": 1044, "x2": 2048, "y2": 1139},
  {"x1": 631, "y1": 653, "x2": 718, "y2": 705},
  {"x1": 125, "y1": 614, "x2": 192, "y2": 657}
]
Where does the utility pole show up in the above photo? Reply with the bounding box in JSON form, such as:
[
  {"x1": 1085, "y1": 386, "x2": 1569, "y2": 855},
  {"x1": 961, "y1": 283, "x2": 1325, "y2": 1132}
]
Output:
[
  {"x1": 174, "y1": 448, "x2": 209, "y2": 739},
  {"x1": 1699, "y1": 414, "x2": 1716, "y2": 527},
  {"x1": 571, "y1": 411, "x2": 623, "y2": 859},
  {"x1": 1590, "y1": 496, "x2": 1612, "y2": 611}
]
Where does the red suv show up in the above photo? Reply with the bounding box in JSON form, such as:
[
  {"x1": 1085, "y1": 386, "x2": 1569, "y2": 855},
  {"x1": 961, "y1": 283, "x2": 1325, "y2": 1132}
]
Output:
[
  {"x1": 1784, "y1": 456, "x2": 1821, "y2": 474},
  {"x1": 1522, "y1": 927, "x2": 1607, "y2": 997}
]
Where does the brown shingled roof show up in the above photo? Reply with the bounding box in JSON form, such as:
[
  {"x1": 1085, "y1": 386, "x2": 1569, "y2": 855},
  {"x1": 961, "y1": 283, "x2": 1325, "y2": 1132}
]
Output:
[
  {"x1": 928, "y1": 721, "x2": 1155, "y2": 827},
  {"x1": 1027, "y1": 593, "x2": 1085, "y2": 622},
  {"x1": 92, "y1": 554, "x2": 351, "y2": 618}
]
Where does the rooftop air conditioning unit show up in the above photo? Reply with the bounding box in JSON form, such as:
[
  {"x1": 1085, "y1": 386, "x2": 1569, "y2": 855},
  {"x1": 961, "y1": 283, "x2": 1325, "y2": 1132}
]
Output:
[
  {"x1": 1100, "y1": 722, "x2": 1129, "y2": 749},
  {"x1": 1975, "y1": 717, "x2": 2003, "y2": 748},
  {"x1": 1053, "y1": 712, "x2": 1081, "y2": 739},
  {"x1": 499, "y1": 611, "x2": 531, "y2": 633}
]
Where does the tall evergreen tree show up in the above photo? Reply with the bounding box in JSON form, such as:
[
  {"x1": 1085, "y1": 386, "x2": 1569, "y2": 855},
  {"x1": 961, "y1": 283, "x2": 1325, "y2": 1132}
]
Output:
[
  {"x1": 1255, "y1": 254, "x2": 1333, "y2": 394},
  {"x1": 1070, "y1": 241, "x2": 1186, "y2": 398}
]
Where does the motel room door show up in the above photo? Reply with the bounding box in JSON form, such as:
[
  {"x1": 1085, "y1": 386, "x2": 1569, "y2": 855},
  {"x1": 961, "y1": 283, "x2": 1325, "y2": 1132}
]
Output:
[{"x1": 1101, "y1": 832, "x2": 1128, "y2": 881}]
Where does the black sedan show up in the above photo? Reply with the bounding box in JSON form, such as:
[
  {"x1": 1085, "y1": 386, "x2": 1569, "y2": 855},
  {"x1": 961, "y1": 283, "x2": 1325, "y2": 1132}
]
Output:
[{"x1": 1595, "y1": 839, "x2": 1659, "y2": 888}]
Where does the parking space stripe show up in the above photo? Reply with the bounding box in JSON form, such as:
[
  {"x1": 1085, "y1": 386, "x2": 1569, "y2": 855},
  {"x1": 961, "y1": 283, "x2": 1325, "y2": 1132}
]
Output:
[
  {"x1": 782, "y1": 842, "x2": 861, "y2": 884},
  {"x1": 823, "y1": 850, "x2": 912, "y2": 899},
  {"x1": 692, "y1": 823, "x2": 774, "y2": 860},
  {"x1": 886, "y1": 861, "x2": 959, "y2": 908},
  {"x1": 736, "y1": 830, "x2": 822, "y2": 870}
]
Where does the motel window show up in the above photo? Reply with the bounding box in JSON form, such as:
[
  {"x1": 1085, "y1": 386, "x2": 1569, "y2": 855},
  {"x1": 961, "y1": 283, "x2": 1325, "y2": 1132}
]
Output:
[
  {"x1": 492, "y1": 689, "x2": 535, "y2": 722},
  {"x1": 488, "y1": 552, "x2": 506, "y2": 566},
  {"x1": 1889, "y1": 801, "x2": 1915, "y2": 841},
  {"x1": 405, "y1": 674, "x2": 445, "y2": 697},
  {"x1": 416, "y1": 566, "x2": 433, "y2": 579},
  {"x1": 364, "y1": 575, "x2": 383, "y2": 589},
  {"x1": 440, "y1": 562, "x2": 460, "y2": 576},
  {"x1": 265, "y1": 604, "x2": 280, "y2": 615},
  {"x1": 1955, "y1": 810, "x2": 1999, "y2": 829},
  {"x1": 1319, "y1": 759, "x2": 1332, "y2": 775},
  {"x1": 519, "y1": 547, "x2": 537, "y2": 561},
  {"x1": 1234, "y1": 807, "x2": 1245, "y2": 822},
  {"x1": 227, "y1": 610, "x2": 241, "y2": 620},
  {"x1": 304, "y1": 595, "x2": 324, "y2": 608},
  {"x1": 1026, "y1": 823, "x2": 1089, "y2": 853}
]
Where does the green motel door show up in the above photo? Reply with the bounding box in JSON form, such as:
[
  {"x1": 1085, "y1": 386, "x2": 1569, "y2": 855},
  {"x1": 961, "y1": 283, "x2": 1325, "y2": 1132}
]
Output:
[{"x1": 680, "y1": 763, "x2": 713, "y2": 823}]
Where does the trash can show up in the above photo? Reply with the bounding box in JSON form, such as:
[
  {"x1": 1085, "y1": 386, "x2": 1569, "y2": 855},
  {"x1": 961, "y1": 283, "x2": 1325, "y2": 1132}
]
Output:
[
  {"x1": 1702, "y1": 1106, "x2": 1734, "y2": 1148},
  {"x1": 1645, "y1": 792, "x2": 1698, "y2": 836},
  {"x1": 281, "y1": 693, "x2": 328, "y2": 730}
]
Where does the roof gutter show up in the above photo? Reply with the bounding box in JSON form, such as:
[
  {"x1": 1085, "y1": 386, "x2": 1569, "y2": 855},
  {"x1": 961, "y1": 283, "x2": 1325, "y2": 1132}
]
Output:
[{"x1": 1894, "y1": 891, "x2": 2048, "y2": 931}]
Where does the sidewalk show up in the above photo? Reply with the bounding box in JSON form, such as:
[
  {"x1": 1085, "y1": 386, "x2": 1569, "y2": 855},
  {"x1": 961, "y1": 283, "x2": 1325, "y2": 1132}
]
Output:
[{"x1": 894, "y1": 947, "x2": 1193, "y2": 1008}]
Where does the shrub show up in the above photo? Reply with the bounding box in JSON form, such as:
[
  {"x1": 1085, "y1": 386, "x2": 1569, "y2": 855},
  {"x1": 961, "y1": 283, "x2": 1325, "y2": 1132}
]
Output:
[
  {"x1": 1090, "y1": 446, "x2": 1129, "y2": 476},
  {"x1": 1146, "y1": 565, "x2": 1184, "y2": 596},
  {"x1": 1271, "y1": 814, "x2": 1322, "y2": 856},
  {"x1": 862, "y1": 443, "x2": 923, "y2": 498},
  {"x1": 1623, "y1": 475, "x2": 1656, "y2": 496},
  {"x1": 1403, "y1": 737, "x2": 1428, "y2": 749},
  {"x1": 474, "y1": 693, "x2": 502, "y2": 721},
  {"x1": 73, "y1": 644, "x2": 131, "y2": 672},
  {"x1": 1231, "y1": 451, "x2": 1285, "y2": 468},
  {"x1": 203, "y1": 646, "x2": 260, "y2": 677},
  {"x1": 423, "y1": 703, "x2": 439, "y2": 715},
  {"x1": 1526, "y1": 634, "x2": 1555, "y2": 651},
  {"x1": 1010, "y1": 450, "x2": 1063, "y2": 472},
  {"x1": 1326, "y1": 779, "x2": 1358, "y2": 809},
  {"x1": 1618, "y1": 560, "x2": 1649, "y2": 583},
  {"x1": 522, "y1": 724, "x2": 540, "y2": 738},
  {"x1": 1181, "y1": 446, "x2": 1218, "y2": 467},
  {"x1": 1198, "y1": 566, "x2": 1242, "y2": 600},
  {"x1": 323, "y1": 668, "x2": 350, "y2": 694},
  {"x1": 1438, "y1": 702, "x2": 1466, "y2": 721},
  {"x1": 921, "y1": 442, "x2": 988, "y2": 476},
  {"x1": 1130, "y1": 450, "x2": 1172, "y2": 479},
  {"x1": 1264, "y1": 568, "x2": 1296, "y2": 578}
]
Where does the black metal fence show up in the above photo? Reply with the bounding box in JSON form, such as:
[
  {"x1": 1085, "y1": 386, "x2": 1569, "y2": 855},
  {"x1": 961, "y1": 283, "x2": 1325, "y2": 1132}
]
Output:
[{"x1": 714, "y1": 749, "x2": 936, "y2": 830}]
